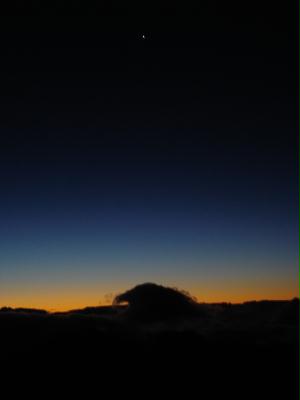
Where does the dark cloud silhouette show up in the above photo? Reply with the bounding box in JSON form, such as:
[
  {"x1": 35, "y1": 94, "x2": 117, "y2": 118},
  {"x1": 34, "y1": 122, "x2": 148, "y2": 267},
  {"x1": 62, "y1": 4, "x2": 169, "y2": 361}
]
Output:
[{"x1": 113, "y1": 282, "x2": 200, "y2": 320}]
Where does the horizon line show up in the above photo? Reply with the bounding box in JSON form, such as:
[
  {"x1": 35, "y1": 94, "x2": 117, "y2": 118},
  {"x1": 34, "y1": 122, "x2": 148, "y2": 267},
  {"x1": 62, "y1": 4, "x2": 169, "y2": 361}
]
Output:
[{"x1": 1, "y1": 296, "x2": 298, "y2": 313}]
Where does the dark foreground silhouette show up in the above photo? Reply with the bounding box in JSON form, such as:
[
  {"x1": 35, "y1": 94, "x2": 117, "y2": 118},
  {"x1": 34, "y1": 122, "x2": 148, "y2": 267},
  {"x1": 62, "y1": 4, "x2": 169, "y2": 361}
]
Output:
[{"x1": 0, "y1": 283, "x2": 298, "y2": 399}]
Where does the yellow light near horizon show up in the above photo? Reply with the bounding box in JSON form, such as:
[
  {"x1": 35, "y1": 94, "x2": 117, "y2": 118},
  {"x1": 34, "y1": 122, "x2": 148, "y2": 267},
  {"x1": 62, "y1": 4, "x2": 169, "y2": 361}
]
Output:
[
  {"x1": 0, "y1": 272, "x2": 297, "y2": 311},
  {"x1": 0, "y1": 286, "x2": 297, "y2": 312}
]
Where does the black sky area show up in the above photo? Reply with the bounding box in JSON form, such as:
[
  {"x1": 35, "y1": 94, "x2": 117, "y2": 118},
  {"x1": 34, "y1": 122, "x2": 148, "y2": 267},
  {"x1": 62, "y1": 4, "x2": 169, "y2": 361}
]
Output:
[{"x1": 0, "y1": 1, "x2": 297, "y2": 234}]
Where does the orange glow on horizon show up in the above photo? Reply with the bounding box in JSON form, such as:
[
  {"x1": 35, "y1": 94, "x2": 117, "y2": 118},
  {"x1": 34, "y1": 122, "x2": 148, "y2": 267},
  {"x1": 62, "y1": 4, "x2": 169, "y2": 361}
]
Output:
[{"x1": 0, "y1": 278, "x2": 297, "y2": 312}]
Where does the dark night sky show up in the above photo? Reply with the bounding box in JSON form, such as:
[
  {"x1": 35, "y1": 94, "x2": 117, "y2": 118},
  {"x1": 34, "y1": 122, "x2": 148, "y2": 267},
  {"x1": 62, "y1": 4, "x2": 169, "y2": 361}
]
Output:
[{"x1": 0, "y1": 2, "x2": 297, "y2": 309}]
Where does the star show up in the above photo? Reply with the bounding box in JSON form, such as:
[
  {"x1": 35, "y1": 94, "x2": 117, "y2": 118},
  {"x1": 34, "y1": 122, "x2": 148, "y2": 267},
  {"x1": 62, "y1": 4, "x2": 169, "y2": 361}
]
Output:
[{"x1": 141, "y1": 34, "x2": 146, "y2": 40}]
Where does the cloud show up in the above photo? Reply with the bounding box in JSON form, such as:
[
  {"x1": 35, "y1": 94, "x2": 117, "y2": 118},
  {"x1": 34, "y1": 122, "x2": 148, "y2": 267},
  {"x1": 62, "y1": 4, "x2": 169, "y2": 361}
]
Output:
[{"x1": 113, "y1": 282, "x2": 200, "y2": 320}]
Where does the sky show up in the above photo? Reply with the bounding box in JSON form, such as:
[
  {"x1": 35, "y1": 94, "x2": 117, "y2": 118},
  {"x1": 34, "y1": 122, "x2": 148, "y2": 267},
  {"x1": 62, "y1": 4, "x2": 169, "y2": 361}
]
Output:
[{"x1": 0, "y1": 3, "x2": 298, "y2": 310}]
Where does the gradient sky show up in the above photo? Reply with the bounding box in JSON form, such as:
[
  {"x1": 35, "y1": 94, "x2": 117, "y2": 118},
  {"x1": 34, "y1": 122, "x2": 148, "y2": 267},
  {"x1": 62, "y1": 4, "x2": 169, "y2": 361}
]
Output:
[{"x1": 0, "y1": 4, "x2": 298, "y2": 310}]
